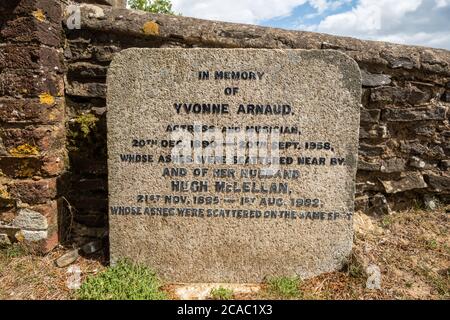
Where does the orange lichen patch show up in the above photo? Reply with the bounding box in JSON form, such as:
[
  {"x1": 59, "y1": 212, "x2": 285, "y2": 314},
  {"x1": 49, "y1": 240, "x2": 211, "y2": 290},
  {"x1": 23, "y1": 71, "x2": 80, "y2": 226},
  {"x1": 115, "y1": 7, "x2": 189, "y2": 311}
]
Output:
[
  {"x1": 32, "y1": 9, "x2": 47, "y2": 22},
  {"x1": 0, "y1": 187, "x2": 10, "y2": 199},
  {"x1": 15, "y1": 231, "x2": 25, "y2": 242},
  {"x1": 39, "y1": 93, "x2": 55, "y2": 105},
  {"x1": 143, "y1": 21, "x2": 160, "y2": 35},
  {"x1": 9, "y1": 144, "x2": 40, "y2": 157}
]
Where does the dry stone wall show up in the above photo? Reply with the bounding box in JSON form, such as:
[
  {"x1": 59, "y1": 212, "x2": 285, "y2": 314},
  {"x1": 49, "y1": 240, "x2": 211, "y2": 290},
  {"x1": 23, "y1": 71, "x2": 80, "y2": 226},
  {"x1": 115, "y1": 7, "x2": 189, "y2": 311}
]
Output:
[
  {"x1": 1, "y1": 1, "x2": 449, "y2": 248},
  {"x1": 0, "y1": 0, "x2": 66, "y2": 251}
]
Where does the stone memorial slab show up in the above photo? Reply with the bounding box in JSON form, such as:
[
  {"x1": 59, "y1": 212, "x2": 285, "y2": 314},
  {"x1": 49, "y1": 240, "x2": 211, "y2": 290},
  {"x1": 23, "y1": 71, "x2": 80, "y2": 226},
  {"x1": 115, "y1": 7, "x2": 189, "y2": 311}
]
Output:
[{"x1": 107, "y1": 48, "x2": 361, "y2": 282}]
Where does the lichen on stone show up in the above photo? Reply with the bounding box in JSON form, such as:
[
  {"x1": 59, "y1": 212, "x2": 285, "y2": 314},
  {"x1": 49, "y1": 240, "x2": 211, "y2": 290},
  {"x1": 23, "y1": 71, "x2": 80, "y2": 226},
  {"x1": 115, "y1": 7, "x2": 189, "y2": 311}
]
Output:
[
  {"x1": 39, "y1": 93, "x2": 55, "y2": 105},
  {"x1": 143, "y1": 21, "x2": 160, "y2": 35},
  {"x1": 32, "y1": 9, "x2": 47, "y2": 22},
  {"x1": 9, "y1": 144, "x2": 40, "y2": 157}
]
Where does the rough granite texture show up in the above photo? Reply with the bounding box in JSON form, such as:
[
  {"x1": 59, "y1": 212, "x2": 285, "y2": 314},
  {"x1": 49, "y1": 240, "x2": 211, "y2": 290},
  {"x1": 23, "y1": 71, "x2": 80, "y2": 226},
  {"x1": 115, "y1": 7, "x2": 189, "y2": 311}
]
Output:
[{"x1": 107, "y1": 48, "x2": 361, "y2": 282}]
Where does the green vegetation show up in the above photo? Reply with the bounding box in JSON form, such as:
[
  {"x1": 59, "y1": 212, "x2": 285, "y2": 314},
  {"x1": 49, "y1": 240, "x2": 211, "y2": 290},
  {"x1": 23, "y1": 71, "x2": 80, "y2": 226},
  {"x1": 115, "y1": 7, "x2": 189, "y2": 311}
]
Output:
[
  {"x1": 266, "y1": 276, "x2": 301, "y2": 299},
  {"x1": 210, "y1": 287, "x2": 234, "y2": 300},
  {"x1": 2, "y1": 244, "x2": 28, "y2": 259},
  {"x1": 128, "y1": 0, "x2": 176, "y2": 14},
  {"x1": 381, "y1": 215, "x2": 393, "y2": 228},
  {"x1": 76, "y1": 260, "x2": 167, "y2": 300},
  {"x1": 73, "y1": 113, "x2": 99, "y2": 138}
]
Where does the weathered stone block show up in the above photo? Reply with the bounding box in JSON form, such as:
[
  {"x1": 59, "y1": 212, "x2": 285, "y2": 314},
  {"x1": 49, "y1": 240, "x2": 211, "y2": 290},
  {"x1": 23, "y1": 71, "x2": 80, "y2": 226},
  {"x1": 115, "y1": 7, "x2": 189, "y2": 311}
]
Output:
[
  {"x1": 381, "y1": 172, "x2": 427, "y2": 194},
  {"x1": 360, "y1": 108, "x2": 380, "y2": 123},
  {"x1": 16, "y1": 230, "x2": 47, "y2": 242},
  {"x1": 1, "y1": 125, "x2": 65, "y2": 155},
  {"x1": 382, "y1": 106, "x2": 447, "y2": 122},
  {"x1": 107, "y1": 48, "x2": 361, "y2": 282},
  {"x1": 0, "y1": 0, "x2": 62, "y2": 24},
  {"x1": 31, "y1": 201, "x2": 59, "y2": 227},
  {"x1": 360, "y1": 124, "x2": 389, "y2": 139},
  {"x1": 414, "y1": 124, "x2": 436, "y2": 137},
  {"x1": 0, "y1": 156, "x2": 42, "y2": 178},
  {"x1": 8, "y1": 178, "x2": 57, "y2": 205},
  {"x1": 0, "y1": 16, "x2": 62, "y2": 47},
  {"x1": 358, "y1": 159, "x2": 381, "y2": 171},
  {"x1": 425, "y1": 174, "x2": 450, "y2": 191},
  {"x1": 400, "y1": 140, "x2": 429, "y2": 156},
  {"x1": 361, "y1": 70, "x2": 391, "y2": 87},
  {"x1": 65, "y1": 81, "x2": 107, "y2": 98},
  {"x1": 35, "y1": 228, "x2": 59, "y2": 253},
  {"x1": 0, "y1": 45, "x2": 63, "y2": 72},
  {"x1": 381, "y1": 158, "x2": 406, "y2": 173},
  {"x1": 12, "y1": 208, "x2": 48, "y2": 230},
  {"x1": 41, "y1": 153, "x2": 65, "y2": 177},
  {"x1": 73, "y1": 0, "x2": 127, "y2": 8},
  {"x1": 0, "y1": 70, "x2": 64, "y2": 98},
  {"x1": 68, "y1": 62, "x2": 108, "y2": 79},
  {"x1": 0, "y1": 98, "x2": 64, "y2": 124},
  {"x1": 371, "y1": 86, "x2": 431, "y2": 105},
  {"x1": 359, "y1": 143, "x2": 386, "y2": 156}
]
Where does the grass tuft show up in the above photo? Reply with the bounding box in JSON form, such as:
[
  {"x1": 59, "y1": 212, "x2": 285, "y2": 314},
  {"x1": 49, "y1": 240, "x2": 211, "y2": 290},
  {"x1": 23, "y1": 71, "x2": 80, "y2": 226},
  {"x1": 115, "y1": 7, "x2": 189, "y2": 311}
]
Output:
[
  {"x1": 210, "y1": 287, "x2": 234, "y2": 300},
  {"x1": 266, "y1": 276, "x2": 301, "y2": 299},
  {"x1": 76, "y1": 260, "x2": 167, "y2": 300},
  {"x1": 2, "y1": 244, "x2": 29, "y2": 259}
]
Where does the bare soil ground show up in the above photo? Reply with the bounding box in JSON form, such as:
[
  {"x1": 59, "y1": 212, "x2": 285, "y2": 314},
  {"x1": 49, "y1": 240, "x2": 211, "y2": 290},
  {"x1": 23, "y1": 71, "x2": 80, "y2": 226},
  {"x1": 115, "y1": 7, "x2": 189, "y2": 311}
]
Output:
[{"x1": 0, "y1": 208, "x2": 448, "y2": 300}]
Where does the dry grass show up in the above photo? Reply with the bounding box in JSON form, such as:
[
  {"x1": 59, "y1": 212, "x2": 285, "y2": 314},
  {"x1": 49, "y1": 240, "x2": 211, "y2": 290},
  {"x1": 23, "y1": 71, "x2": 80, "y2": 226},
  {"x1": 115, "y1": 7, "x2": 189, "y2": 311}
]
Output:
[
  {"x1": 0, "y1": 246, "x2": 105, "y2": 300},
  {"x1": 0, "y1": 207, "x2": 448, "y2": 300}
]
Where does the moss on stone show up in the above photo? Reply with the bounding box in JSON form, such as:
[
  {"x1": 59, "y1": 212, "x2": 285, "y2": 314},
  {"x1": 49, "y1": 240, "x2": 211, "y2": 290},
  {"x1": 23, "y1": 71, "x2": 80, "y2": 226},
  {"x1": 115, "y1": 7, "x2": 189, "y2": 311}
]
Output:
[{"x1": 73, "y1": 113, "x2": 99, "y2": 138}]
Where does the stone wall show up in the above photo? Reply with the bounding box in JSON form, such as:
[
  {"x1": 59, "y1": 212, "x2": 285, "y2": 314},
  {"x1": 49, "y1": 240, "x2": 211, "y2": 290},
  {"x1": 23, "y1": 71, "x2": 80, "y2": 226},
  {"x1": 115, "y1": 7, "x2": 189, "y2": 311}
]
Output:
[
  {"x1": 1, "y1": 1, "x2": 449, "y2": 248},
  {"x1": 0, "y1": 0, "x2": 66, "y2": 251}
]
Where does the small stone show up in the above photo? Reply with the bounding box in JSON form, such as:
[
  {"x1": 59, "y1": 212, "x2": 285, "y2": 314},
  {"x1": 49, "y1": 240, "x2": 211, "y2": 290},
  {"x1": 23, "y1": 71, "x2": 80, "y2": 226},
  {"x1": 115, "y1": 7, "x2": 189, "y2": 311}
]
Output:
[
  {"x1": 12, "y1": 208, "x2": 48, "y2": 231},
  {"x1": 91, "y1": 107, "x2": 106, "y2": 116},
  {"x1": 15, "y1": 230, "x2": 48, "y2": 242},
  {"x1": 389, "y1": 57, "x2": 414, "y2": 69},
  {"x1": 425, "y1": 174, "x2": 450, "y2": 191},
  {"x1": 423, "y1": 195, "x2": 438, "y2": 211},
  {"x1": 370, "y1": 194, "x2": 391, "y2": 215},
  {"x1": 358, "y1": 159, "x2": 381, "y2": 171},
  {"x1": 382, "y1": 106, "x2": 446, "y2": 122},
  {"x1": 55, "y1": 249, "x2": 80, "y2": 268},
  {"x1": 81, "y1": 240, "x2": 103, "y2": 254},
  {"x1": 0, "y1": 233, "x2": 11, "y2": 245},
  {"x1": 381, "y1": 158, "x2": 406, "y2": 173},
  {"x1": 400, "y1": 140, "x2": 429, "y2": 156},
  {"x1": 359, "y1": 143, "x2": 385, "y2": 157},
  {"x1": 410, "y1": 156, "x2": 426, "y2": 169},
  {"x1": 361, "y1": 70, "x2": 391, "y2": 87},
  {"x1": 366, "y1": 264, "x2": 381, "y2": 289},
  {"x1": 381, "y1": 172, "x2": 427, "y2": 194}
]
